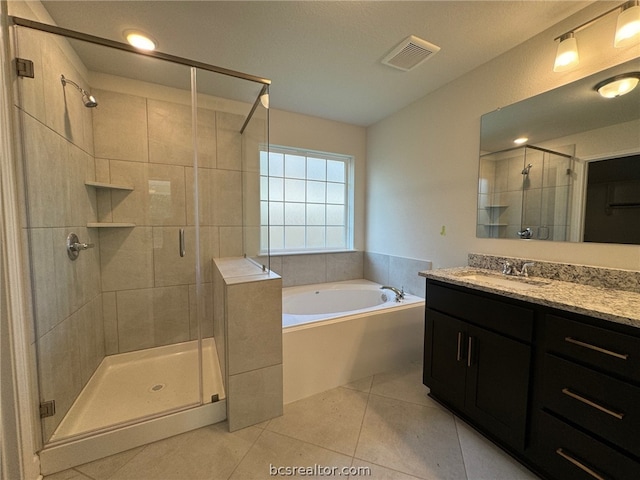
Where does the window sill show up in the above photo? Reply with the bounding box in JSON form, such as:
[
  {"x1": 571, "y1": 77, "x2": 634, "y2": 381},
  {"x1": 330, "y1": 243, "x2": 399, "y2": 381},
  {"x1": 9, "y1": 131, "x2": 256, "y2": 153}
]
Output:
[{"x1": 262, "y1": 249, "x2": 359, "y2": 257}]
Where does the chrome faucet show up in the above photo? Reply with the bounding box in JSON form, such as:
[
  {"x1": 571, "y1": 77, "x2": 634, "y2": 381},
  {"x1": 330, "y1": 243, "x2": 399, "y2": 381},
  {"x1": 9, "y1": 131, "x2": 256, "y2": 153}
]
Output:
[
  {"x1": 502, "y1": 261, "x2": 513, "y2": 275},
  {"x1": 515, "y1": 262, "x2": 535, "y2": 277},
  {"x1": 503, "y1": 261, "x2": 535, "y2": 277},
  {"x1": 517, "y1": 227, "x2": 533, "y2": 239},
  {"x1": 380, "y1": 285, "x2": 404, "y2": 302}
]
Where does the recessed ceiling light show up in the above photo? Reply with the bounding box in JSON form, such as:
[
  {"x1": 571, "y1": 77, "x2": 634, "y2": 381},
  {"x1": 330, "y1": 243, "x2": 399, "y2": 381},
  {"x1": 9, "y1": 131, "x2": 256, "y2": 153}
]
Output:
[
  {"x1": 514, "y1": 137, "x2": 528, "y2": 145},
  {"x1": 125, "y1": 30, "x2": 157, "y2": 51}
]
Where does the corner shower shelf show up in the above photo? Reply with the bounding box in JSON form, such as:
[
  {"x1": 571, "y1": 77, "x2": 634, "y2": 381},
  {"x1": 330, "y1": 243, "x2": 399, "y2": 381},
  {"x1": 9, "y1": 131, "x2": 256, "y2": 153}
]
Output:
[
  {"x1": 85, "y1": 181, "x2": 134, "y2": 191},
  {"x1": 484, "y1": 205, "x2": 509, "y2": 209},
  {"x1": 87, "y1": 223, "x2": 136, "y2": 228}
]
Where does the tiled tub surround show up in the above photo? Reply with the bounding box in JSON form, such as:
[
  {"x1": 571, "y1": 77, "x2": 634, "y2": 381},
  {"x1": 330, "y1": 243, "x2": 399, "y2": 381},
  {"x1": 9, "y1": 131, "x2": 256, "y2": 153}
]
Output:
[
  {"x1": 267, "y1": 251, "x2": 365, "y2": 287},
  {"x1": 421, "y1": 253, "x2": 640, "y2": 328},
  {"x1": 267, "y1": 250, "x2": 432, "y2": 298},
  {"x1": 364, "y1": 251, "x2": 432, "y2": 298}
]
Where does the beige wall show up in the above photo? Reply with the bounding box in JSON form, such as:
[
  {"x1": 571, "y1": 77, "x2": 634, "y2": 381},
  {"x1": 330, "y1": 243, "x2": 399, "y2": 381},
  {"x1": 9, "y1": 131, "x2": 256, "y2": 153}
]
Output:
[{"x1": 366, "y1": 2, "x2": 640, "y2": 270}]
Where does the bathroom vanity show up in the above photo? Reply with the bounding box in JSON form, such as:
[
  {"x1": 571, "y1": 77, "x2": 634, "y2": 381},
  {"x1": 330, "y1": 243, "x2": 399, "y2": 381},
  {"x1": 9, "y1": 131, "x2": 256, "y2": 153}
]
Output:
[{"x1": 421, "y1": 258, "x2": 640, "y2": 480}]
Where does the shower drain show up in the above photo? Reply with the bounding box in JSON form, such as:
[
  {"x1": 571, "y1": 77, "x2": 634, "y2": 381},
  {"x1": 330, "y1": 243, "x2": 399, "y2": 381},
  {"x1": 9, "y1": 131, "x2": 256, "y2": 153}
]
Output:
[{"x1": 149, "y1": 383, "x2": 166, "y2": 392}]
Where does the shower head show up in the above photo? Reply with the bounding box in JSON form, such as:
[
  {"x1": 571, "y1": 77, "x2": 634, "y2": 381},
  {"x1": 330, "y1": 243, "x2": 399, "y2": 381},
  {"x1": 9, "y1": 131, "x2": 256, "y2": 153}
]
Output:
[
  {"x1": 61, "y1": 75, "x2": 98, "y2": 108},
  {"x1": 522, "y1": 164, "x2": 533, "y2": 175}
]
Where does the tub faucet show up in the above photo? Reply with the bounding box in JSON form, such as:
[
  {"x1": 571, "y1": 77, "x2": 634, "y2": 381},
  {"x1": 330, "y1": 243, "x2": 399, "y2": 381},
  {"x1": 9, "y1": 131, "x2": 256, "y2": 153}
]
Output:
[{"x1": 381, "y1": 285, "x2": 404, "y2": 302}]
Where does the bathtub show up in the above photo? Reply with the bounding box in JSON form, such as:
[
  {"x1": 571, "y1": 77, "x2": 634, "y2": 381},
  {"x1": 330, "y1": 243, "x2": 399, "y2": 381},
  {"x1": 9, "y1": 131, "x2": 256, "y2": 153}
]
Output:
[{"x1": 282, "y1": 279, "x2": 425, "y2": 403}]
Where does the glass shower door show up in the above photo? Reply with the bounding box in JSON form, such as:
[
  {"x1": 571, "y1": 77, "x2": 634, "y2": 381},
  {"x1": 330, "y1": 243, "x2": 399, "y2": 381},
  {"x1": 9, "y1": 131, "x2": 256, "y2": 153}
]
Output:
[
  {"x1": 521, "y1": 147, "x2": 573, "y2": 241},
  {"x1": 12, "y1": 25, "x2": 207, "y2": 445}
]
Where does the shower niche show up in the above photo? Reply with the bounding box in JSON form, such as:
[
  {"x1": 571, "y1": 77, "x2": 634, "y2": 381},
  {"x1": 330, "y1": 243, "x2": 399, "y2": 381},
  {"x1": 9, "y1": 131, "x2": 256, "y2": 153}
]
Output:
[
  {"x1": 10, "y1": 14, "x2": 269, "y2": 474},
  {"x1": 477, "y1": 145, "x2": 574, "y2": 241}
]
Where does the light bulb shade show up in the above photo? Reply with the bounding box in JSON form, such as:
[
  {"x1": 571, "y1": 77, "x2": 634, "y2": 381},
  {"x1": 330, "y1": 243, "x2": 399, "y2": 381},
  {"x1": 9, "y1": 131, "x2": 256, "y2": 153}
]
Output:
[
  {"x1": 615, "y1": 2, "x2": 640, "y2": 47},
  {"x1": 260, "y1": 93, "x2": 269, "y2": 109},
  {"x1": 594, "y1": 73, "x2": 640, "y2": 98},
  {"x1": 554, "y1": 33, "x2": 579, "y2": 72}
]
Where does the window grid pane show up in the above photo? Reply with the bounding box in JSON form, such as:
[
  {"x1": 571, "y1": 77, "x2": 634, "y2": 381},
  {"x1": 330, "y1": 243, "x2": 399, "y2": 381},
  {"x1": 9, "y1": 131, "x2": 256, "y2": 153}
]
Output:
[{"x1": 260, "y1": 147, "x2": 351, "y2": 252}]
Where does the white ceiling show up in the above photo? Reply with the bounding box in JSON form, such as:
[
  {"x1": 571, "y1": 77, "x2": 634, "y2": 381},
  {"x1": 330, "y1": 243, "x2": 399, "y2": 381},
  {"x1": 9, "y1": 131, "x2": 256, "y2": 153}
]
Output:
[{"x1": 39, "y1": 1, "x2": 593, "y2": 126}]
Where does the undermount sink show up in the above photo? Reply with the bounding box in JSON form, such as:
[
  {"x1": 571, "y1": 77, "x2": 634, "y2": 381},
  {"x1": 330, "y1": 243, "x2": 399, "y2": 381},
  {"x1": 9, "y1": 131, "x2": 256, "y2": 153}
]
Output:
[{"x1": 455, "y1": 272, "x2": 551, "y2": 290}]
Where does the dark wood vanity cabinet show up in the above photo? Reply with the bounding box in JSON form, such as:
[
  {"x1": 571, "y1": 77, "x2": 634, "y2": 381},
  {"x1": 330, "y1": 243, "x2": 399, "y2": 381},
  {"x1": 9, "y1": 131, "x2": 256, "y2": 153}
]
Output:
[
  {"x1": 423, "y1": 279, "x2": 640, "y2": 480},
  {"x1": 529, "y1": 312, "x2": 640, "y2": 480},
  {"x1": 423, "y1": 281, "x2": 534, "y2": 451}
]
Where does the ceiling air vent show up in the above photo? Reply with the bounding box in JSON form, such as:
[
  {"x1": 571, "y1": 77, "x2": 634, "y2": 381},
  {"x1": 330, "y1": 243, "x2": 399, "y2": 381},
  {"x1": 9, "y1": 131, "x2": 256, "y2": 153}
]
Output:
[{"x1": 381, "y1": 35, "x2": 440, "y2": 72}]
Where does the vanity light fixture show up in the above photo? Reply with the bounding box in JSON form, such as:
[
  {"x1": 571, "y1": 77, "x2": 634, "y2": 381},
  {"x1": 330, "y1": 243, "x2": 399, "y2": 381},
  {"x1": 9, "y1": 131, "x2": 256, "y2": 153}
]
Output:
[
  {"x1": 553, "y1": 1, "x2": 640, "y2": 72},
  {"x1": 125, "y1": 30, "x2": 157, "y2": 51},
  {"x1": 594, "y1": 72, "x2": 640, "y2": 98},
  {"x1": 615, "y1": 0, "x2": 640, "y2": 47},
  {"x1": 553, "y1": 33, "x2": 579, "y2": 72}
]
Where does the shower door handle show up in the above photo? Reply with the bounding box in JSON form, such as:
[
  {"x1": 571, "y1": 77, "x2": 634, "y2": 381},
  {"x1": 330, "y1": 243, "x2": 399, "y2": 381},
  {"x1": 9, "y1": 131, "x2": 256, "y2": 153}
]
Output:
[{"x1": 179, "y1": 228, "x2": 186, "y2": 257}]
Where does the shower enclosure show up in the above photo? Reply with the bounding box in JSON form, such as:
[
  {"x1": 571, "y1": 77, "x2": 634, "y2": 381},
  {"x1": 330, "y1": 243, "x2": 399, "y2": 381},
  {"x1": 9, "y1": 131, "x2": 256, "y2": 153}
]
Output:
[
  {"x1": 9, "y1": 15, "x2": 269, "y2": 472},
  {"x1": 477, "y1": 145, "x2": 574, "y2": 240}
]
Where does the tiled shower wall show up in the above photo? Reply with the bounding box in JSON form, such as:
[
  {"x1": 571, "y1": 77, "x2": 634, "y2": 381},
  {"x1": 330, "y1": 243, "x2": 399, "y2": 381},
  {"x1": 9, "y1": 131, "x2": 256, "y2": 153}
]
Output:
[
  {"x1": 93, "y1": 88, "x2": 246, "y2": 355},
  {"x1": 14, "y1": 27, "x2": 104, "y2": 440},
  {"x1": 14, "y1": 24, "x2": 251, "y2": 439}
]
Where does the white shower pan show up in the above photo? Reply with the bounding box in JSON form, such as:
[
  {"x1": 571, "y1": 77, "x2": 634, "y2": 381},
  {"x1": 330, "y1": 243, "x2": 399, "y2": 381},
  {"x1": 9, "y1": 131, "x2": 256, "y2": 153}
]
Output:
[{"x1": 40, "y1": 338, "x2": 226, "y2": 475}]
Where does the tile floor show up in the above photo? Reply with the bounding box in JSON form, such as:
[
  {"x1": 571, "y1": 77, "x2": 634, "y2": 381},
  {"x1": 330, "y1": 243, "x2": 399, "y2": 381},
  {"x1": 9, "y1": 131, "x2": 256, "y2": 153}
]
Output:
[{"x1": 45, "y1": 361, "x2": 540, "y2": 480}]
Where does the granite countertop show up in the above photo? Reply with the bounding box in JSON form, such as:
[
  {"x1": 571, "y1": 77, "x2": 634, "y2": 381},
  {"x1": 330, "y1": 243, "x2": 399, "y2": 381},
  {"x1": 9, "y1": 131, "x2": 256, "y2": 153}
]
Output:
[{"x1": 420, "y1": 267, "x2": 640, "y2": 329}]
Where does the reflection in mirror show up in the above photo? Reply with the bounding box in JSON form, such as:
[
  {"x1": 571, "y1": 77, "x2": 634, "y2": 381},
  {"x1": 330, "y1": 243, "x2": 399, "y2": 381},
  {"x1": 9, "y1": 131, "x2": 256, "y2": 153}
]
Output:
[
  {"x1": 477, "y1": 145, "x2": 573, "y2": 241},
  {"x1": 478, "y1": 58, "x2": 640, "y2": 243}
]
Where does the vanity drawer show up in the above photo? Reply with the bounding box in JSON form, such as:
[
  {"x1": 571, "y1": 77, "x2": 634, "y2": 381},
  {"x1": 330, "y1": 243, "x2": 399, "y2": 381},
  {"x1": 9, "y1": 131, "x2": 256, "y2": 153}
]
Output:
[
  {"x1": 541, "y1": 354, "x2": 640, "y2": 458},
  {"x1": 544, "y1": 314, "x2": 640, "y2": 383},
  {"x1": 531, "y1": 410, "x2": 640, "y2": 480},
  {"x1": 427, "y1": 282, "x2": 533, "y2": 342}
]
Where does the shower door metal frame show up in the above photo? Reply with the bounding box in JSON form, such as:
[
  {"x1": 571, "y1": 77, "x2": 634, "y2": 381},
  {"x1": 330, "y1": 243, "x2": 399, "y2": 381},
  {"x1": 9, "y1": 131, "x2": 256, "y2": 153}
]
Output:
[
  {"x1": 9, "y1": 16, "x2": 271, "y2": 87},
  {"x1": 9, "y1": 13, "x2": 272, "y2": 447}
]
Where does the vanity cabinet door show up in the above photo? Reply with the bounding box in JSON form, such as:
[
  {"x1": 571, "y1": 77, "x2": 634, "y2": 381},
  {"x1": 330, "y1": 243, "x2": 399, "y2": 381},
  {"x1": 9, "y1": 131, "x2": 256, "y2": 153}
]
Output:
[
  {"x1": 424, "y1": 305, "x2": 531, "y2": 450},
  {"x1": 423, "y1": 309, "x2": 467, "y2": 411},
  {"x1": 466, "y1": 324, "x2": 531, "y2": 450}
]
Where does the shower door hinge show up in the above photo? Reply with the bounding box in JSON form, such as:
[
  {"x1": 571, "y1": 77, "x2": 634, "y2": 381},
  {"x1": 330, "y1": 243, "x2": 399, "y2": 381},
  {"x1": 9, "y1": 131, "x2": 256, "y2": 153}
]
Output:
[
  {"x1": 39, "y1": 400, "x2": 56, "y2": 418},
  {"x1": 15, "y1": 58, "x2": 34, "y2": 78}
]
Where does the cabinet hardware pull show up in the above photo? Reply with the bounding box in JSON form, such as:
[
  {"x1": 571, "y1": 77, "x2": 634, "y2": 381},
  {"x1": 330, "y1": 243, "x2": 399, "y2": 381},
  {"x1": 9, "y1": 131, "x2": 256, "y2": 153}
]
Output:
[
  {"x1": 179, "y1": 228, "x2": 186, "y2": 257},
  {"x1": 555, "y1": 448, "x2": 606, "y2": 480},
  {"x1": 467, "y1": 337, "x2": 473, "y2": 367},
  {"x1": 561, "y1": 388, "x2": 624, "y2": 420},
  {"x1": 564, "y1": 337, "x2": 628, "y2": 360},
  {"x1": 456, "y1": 332, "x2": 463, "y2": 362}
]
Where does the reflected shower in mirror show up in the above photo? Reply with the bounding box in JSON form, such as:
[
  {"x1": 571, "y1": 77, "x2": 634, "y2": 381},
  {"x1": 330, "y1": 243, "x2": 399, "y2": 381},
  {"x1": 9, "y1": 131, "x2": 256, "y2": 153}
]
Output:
[
  {"x1": 478, "y1": 57, "x2": 640, "y2": 243},
  {"x1": 477, "y1": 145, "x2": 573, "y2": 241}
]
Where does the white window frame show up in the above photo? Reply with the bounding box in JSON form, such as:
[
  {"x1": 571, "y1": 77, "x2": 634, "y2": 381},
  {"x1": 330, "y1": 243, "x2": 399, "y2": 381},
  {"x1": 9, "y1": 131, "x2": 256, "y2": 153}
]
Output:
[{"x1": 260, "y1": 145, "x2": 355, "y2": 254}]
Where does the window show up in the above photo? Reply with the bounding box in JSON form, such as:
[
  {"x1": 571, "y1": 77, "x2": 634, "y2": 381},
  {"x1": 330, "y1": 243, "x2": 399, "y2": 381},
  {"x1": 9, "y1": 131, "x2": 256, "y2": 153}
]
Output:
[{"x1": 260, "y1": 146, "x2": 353, "y2": 253}]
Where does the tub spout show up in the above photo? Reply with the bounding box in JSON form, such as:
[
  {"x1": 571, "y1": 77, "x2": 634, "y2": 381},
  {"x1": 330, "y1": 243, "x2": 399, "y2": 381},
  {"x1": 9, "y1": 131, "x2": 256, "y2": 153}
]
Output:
[{"x1": 381, "y1": 285, "x2": 404, "y2": 302}]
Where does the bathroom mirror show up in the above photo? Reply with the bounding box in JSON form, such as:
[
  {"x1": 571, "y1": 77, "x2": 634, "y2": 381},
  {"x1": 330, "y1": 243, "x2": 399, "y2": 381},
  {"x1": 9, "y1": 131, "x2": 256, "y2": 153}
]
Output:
[{"x1": 478, "y1": 58, "x2": 640, "y2": 243}]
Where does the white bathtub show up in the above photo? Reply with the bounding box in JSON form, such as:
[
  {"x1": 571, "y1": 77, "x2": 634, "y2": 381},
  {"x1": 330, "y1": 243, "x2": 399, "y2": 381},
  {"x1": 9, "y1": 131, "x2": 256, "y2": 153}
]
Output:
[{"x1": 282, "y1": 279, "x2": 425, "y2": 403}]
